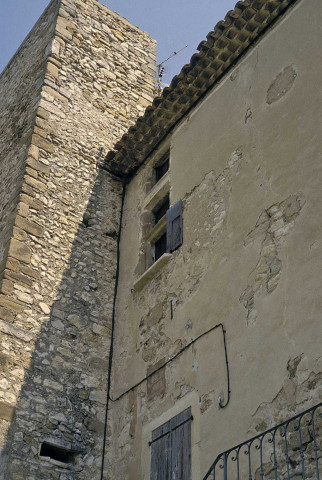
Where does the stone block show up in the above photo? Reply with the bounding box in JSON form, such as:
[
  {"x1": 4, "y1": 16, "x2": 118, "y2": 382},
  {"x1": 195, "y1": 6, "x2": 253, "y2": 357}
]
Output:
[
  {"x1": 24, "y1": 174, "x2": 47, "y2": 193},
  {"x1": 84, "y1": 417, "x2": 105, "y2": 434},
  {"x1": 31, "y1": 134, "x2": 55, "y2": 154},
  {"x1": 1, "y1": 279, "x2": 14, "y2": 295},
  {"x1": 43, "y1": 86, "x2": 69, "y2": 103},
  {"x1": 43, "y1": 379, "x2": 63, "y2": 392},
  {"x1": 0, "y1": 295, "x2": 24, "y2": 314},
  {"x1": 20, "y1": 194, "x2": 43, "y2": 211},
  {"x1": 25, "y1": 167, "x2": 38, "y2": 179},
  {"x1": 15, "y1": 291, "x2": 33, "y2": 305},
  {"x1": 47, "y1": 55, "x2": 61, "y2": 67},
  {"x1": 6, "y1": 257, "x2": 20, "y2": 272},
  {"x1": 0, "y1": 353, "x2": 13, "y2": 371},
  {"x1": 35, "y1": 116, "x2": 52, "y2": 134},
  {"x1": 0, "y1": 402, "x2": 15, "y2": 422},
  {"x1": 20, "y1": 265, "x2": 39, "y2": 280},
  {"x1": 15, "y1": 215, "x2": 44, "y2": 237},
  {"x1": 12, "y1": 227, "x2": 28, "y2": 242},
  {"x1": 46, "y1": 61, "x2": 59, "y2": 78},
  {"x1": 28, "y1": 144, "x2": 39, "y2": 159},
  {"x1": 33, "y1": 125, "x2": 47, "y2": 139},
  {"x1": 55, "y1": 24, "x2": 73, "y2": 41},
  {"x1": 36, "y1": 106, "x2": 50, "y2": 120},
  {"x1": 4, "y1": 270, "x2": 34, "y2": 288},
  {"x1": 39, "y1": 302, "x2": 51, "y2": 314},
  {"x1": 17, "y1": 202, "x2": 29, "y2": 217},
  {"x1": 8, "y1": 239, "x2": 31, "y2": 264},
  {"x1": 21, "y1": 183, "x2": 35, "y2": 197},
  {"x1": 0, "y1": 306, "x2": 14, "y2": 323}
]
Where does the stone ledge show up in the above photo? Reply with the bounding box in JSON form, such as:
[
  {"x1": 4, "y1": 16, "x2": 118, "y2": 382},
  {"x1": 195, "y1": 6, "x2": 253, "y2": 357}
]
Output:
[
  {"x1": 143, "y1": 173, "x2": 170, "y2": 212},
  {"x1": 133, "y1": 253, "x2": 172, "y2": 292}
]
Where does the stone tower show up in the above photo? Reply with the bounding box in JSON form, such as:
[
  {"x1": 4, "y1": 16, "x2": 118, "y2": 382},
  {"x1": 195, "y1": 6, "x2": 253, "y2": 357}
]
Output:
[{"x1": 0, "y1": 0, "x2": 156, "y2": 478}]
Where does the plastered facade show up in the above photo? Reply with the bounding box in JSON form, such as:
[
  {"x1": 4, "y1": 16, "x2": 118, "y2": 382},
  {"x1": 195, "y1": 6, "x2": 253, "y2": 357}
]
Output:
[
  {"x1": 0, "y1": 0, "x2": 156, "y2": 478},
  {"x1": 111, "y1": 0, "x2": 322, "y2": 478}
]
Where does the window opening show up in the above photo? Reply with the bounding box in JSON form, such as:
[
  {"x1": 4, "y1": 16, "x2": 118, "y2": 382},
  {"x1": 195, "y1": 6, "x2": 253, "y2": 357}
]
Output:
[
  {"x1": 154, "y1": 195, "x2": 169, "y2": 224},
  {"x1": 40, "y1": 442, "x2": 77, "y2": 464},
  {"x1": 155, "y1": 157, "x2": 169, "y2": 183},
  {"x1": 154, "y1": 232, "x2": 167, "y2": 262}
]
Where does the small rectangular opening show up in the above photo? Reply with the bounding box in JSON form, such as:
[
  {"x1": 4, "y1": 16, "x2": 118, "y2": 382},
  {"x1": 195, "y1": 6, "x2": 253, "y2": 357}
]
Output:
[
  {"x1": 40, "y1": 442, "x2": 76, "y2": 464},
  {"x1": 155, "y1": 157, "x2": 169, "y2": 183},
  {"x1": 154, "y1": 232, "x2": 167, "y2": 262},
  {"x1": 154, "y1": 195, "x2": 169, "y2": 224}
]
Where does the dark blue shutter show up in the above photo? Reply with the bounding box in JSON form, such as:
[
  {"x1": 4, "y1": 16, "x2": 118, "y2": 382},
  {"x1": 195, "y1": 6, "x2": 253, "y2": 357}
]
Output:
[{"x1": 166, "y1": 200, "x2": 183, "y2": 253}]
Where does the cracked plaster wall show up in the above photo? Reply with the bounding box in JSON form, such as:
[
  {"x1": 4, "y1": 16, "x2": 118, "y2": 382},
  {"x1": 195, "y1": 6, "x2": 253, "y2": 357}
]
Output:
[{"x1": 111, "y1": 0, "x2": 322, "y2": 478}]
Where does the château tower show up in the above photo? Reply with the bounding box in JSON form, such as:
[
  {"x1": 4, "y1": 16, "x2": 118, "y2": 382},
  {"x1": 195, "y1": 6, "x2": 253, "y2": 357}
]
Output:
[{"x1": 0, "y1": 0, "x2": 156, "y2": 478}]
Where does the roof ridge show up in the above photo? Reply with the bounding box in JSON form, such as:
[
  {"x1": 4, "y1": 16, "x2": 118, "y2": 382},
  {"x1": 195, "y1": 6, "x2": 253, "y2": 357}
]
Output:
[{"x1": 105, "y1": 0, "x2": 299, "y2": 177}]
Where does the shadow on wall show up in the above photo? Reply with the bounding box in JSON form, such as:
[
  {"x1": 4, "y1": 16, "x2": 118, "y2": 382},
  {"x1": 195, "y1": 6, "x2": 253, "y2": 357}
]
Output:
[{"x1": 1, "y1": 165, "x2": 123, "y2": 480}]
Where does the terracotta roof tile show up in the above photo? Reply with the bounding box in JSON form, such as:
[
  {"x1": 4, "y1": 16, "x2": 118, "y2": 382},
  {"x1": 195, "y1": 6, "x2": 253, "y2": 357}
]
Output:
[{"x1": 105, "y1": 0, "x2": 299, "y2": 178}]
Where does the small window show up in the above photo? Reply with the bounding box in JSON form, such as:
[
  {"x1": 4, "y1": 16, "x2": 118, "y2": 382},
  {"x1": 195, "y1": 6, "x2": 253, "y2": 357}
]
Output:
[
  {"x1": 154, "y1": 232, "x2": 167, "y2": 262},
  {"x1": 40, "y1": 442, "x2": 77, "y2": 464},
  {"x1": 150, "y1": 199, "x2": 183, "y2": 266},
  {"x1": 154, "y1": 195, "x2": 170, "y2": 224},
  {"x1": 150, "y1": 408, "x2": 192, "y2": 480},
  {"x1": 155, "y1": 156, "x2": 169, "y2": 183}
]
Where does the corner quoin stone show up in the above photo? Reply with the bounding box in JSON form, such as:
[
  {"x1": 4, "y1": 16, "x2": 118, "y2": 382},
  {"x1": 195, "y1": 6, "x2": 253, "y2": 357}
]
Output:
[{"x1": 8, "y1": 239, "x2": 32, "y2": 264}]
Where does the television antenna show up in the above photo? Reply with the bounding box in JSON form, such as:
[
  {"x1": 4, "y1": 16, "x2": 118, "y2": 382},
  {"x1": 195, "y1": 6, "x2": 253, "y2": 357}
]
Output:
[{"x1": 156, "y1": 45, "x2": 188, "y2": 95}]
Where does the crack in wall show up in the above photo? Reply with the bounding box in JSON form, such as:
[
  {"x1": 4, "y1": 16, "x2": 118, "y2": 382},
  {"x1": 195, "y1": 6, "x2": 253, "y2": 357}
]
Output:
[{"x1": 240, "y1": 194, "x2": 304, "y2": 326}]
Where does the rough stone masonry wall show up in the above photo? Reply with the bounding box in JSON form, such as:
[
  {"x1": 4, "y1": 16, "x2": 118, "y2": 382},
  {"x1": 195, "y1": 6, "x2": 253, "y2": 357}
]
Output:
[
  {"x1": 0, "y1": 0, "x2": 156, "y2": 479},
  {"x1": 0, "y1": 0, "x2": 60, "y2": 285}
]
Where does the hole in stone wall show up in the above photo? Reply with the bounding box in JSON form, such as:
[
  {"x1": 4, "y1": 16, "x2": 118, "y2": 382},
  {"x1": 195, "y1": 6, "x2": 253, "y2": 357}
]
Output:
[
  {"x1": 105, "y1": 230, "x2": 118, "y2": 240},
  {"x1": 40, "y1": 442, "x2": 77, "y2": 464},
  {"x1": 82, "y1": 212, "x2": 90, "y2": 227}
]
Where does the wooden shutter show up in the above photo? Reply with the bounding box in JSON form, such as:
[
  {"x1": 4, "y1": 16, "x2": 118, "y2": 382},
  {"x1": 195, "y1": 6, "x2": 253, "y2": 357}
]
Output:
[
  {"x1": 150, "y1": 408, "x2": 192, "y2": 480},
  {"x1": 150, "y1": 421, "x2": 171, "y2": 480},
  {"x1": 166, "y1": 200, "x2": 183, "y2": 253}
]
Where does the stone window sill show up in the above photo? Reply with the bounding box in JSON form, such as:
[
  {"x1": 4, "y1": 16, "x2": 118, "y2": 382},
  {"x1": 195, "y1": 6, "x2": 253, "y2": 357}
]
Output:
[
  {"x1": 144, "y1": 215, "x2": 166, "y2": 243},
  {"x1": 133, "y1": 253, "x2": 172, "y2": 292},
  {"x1": 144, "y1": 172, "x2": 170, "y2": 211}
]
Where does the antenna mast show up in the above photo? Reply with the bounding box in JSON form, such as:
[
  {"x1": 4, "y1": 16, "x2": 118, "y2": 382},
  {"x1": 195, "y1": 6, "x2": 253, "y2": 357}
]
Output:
[{"x1": 156, "y1": 45, "x2": 188, "y2": 95}]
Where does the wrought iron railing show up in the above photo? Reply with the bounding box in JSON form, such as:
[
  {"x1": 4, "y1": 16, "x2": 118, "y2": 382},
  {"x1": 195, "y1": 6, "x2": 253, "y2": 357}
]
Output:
[{"x1": 203, "y1": 402, "x2": 321, "y2": 480}]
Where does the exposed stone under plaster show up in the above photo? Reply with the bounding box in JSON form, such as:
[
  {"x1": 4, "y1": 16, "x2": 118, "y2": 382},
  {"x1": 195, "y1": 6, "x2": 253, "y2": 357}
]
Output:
[{"x1": 240, "y1": 194, "x2": 305, "y2": 326}]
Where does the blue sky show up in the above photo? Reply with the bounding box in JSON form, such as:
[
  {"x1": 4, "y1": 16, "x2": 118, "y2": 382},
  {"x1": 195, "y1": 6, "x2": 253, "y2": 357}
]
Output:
[{"x1": 0, "y1": 0, "x2": 237, "y2": 83}]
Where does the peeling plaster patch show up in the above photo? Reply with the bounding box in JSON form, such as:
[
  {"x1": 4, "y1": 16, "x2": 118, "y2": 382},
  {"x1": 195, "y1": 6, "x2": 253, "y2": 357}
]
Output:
[
  {"x1": 240, "y1": 194, "x2": 304, "y2": 325},
  {"x1": 287, "y1": 354, "x2": 303, "y2": 379},
  {"x1": 135, "y1": 149, "x2": 242, "y2": 366},
  {"x1": 185, "y1": 148, "x2": 242, "y2": 245},
  {"x1": 249, "y1": 356, "x2": 321, "y2": 479},
  {"x1": 199, "y1": 393, "x2": 213, "y2": 414},
  {"x1": 266, "y1": 65, "x2": 297, "y2": 104},
  {"x1": 137, "y1": 325, "x2": 171, "y2": 363},
  {"x1": 174, "y1": 381, "x2": 194, "y2": 400},
  {"x1": 245, "y1": 108, "x2": 252, "y2": 124},
  {"x1": 251, "y1": 356, "x2": 321, "y2": 431}
]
